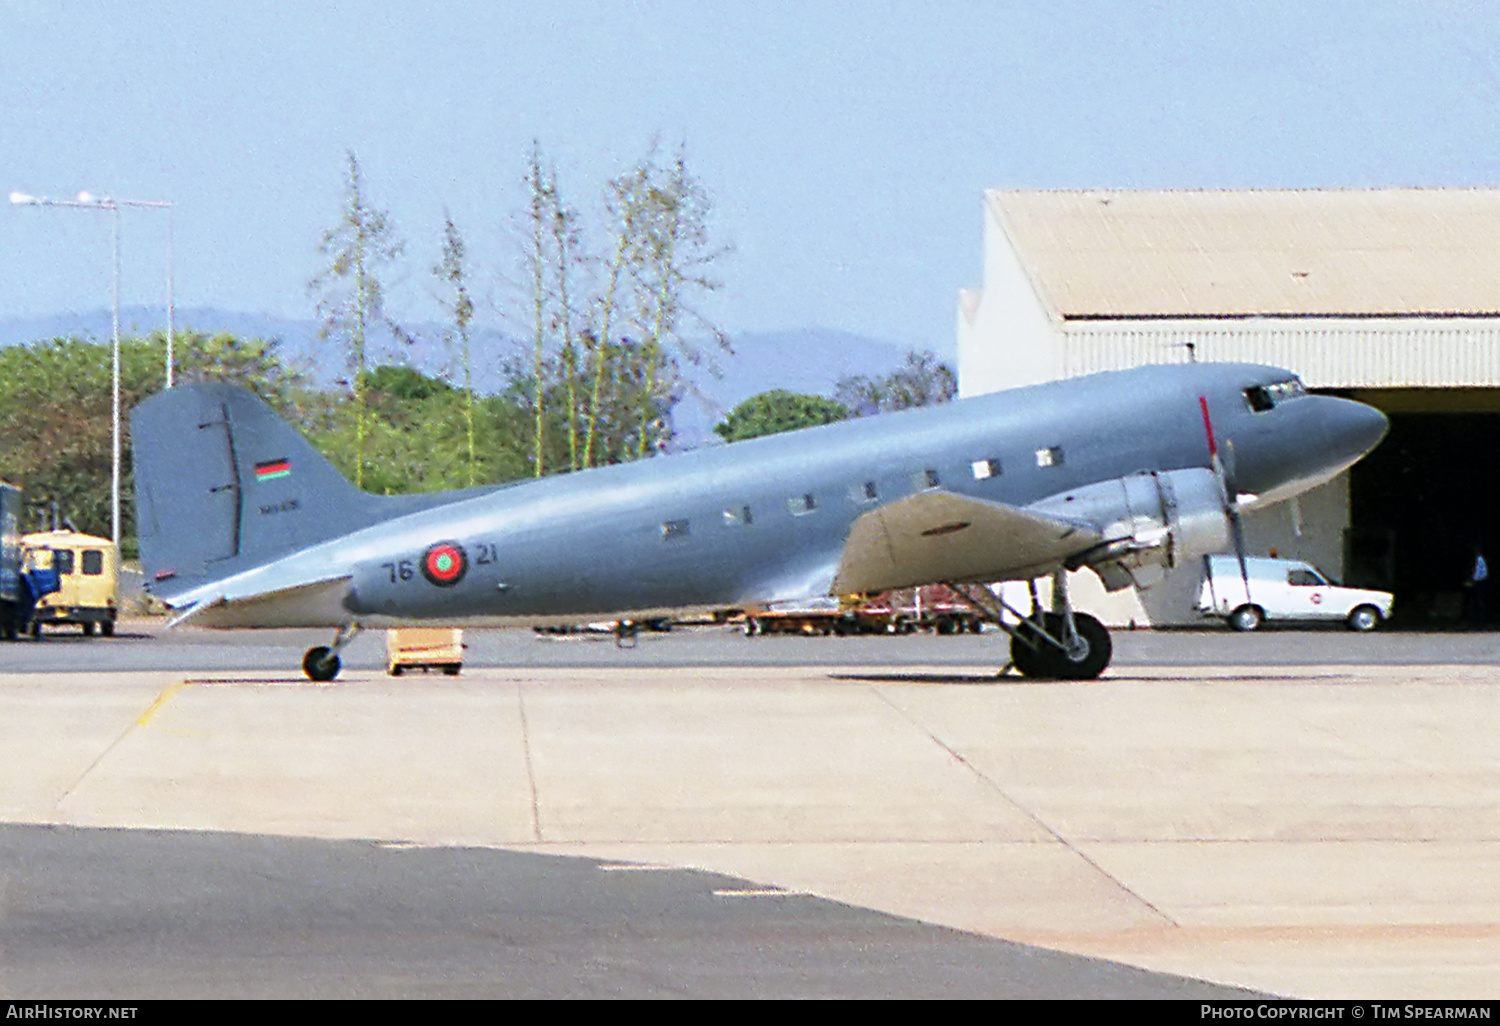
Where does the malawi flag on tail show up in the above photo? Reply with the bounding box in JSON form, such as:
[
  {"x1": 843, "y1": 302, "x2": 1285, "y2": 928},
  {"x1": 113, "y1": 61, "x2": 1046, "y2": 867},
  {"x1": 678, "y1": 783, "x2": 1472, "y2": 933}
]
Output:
[{"x1": 254, "y1": 458, "x2": 292, "y2": 482}]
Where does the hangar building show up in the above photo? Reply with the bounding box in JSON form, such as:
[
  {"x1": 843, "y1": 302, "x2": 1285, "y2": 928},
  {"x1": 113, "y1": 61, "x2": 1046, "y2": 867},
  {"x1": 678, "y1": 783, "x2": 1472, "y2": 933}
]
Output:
[{"x1": 957, "y1": 188, "x2": 1500, "y2": 626}]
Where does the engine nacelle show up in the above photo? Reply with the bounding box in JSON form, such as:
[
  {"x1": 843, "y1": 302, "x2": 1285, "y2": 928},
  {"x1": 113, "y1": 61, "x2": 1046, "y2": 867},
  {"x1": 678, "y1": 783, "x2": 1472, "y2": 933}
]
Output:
[{"x1": 1029, "y1": 468, "x2": 1230, "y2": 591}]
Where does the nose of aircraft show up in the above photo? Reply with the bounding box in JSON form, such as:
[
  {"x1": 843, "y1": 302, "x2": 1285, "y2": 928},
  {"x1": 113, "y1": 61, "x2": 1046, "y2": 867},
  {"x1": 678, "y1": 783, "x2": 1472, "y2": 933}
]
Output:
[
  {"x1": 1231, "y1": 394, "x2": 1388, "y2": 502},
  {"x1": 1318, "y1": 395, "x2": 1389, "y2": 469}
]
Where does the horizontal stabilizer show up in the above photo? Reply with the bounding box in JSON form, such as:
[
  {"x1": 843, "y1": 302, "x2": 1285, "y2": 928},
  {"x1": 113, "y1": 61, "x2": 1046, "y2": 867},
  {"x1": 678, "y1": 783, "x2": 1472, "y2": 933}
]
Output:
[
  {"x1": 831, "y1": 490, "x2": 1100, "y2": 594},
  {"x1": 164, "y1": 573, "x2": 354, "y2": 630}
]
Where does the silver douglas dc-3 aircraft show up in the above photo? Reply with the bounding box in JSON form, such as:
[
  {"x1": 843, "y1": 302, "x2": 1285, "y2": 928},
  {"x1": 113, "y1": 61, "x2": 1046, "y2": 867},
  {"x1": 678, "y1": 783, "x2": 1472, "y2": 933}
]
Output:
[{"x1": 131, "y1": 362, "x2": 1387, "y2": 681}]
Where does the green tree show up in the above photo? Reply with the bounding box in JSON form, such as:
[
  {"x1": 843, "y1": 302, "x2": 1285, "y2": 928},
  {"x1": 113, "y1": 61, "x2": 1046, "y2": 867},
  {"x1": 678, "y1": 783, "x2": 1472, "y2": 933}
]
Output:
[
  {"x1": 834, "y1": 350, "x2": 958, "y2": 416},
  {"x1": 310, "y1": 150, "x2": 407, "y2": 490},
  {"x1": 0, "y1": 332, "x2": 306, "y2": 553},
  {"x1": 713, "y1": 390, "x2": 850, "y2": 443},
  {"x1": 173, "y1": 330, "x2": 310, "y2": 413},
  {"x1": 302, "y1": 364, "x2": 531, "y2": 494}
]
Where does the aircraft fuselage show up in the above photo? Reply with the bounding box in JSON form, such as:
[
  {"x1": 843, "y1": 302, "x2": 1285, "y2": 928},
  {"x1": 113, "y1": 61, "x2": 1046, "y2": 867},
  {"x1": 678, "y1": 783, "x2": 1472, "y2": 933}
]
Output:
[{"x1": 148, "y1": 362, "x2": 1386, "y2": 630}]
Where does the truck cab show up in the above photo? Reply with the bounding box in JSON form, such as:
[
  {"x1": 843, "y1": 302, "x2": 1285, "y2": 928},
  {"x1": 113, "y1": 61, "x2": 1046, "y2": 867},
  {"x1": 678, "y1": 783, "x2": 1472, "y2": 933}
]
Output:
[{"x1": 22, "y1": 530, "x2": 119, "y2": 637}]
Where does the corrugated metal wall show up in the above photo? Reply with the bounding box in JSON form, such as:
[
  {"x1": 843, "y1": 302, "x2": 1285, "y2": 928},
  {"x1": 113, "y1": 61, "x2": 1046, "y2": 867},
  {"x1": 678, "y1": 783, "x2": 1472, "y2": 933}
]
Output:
[{"x1": 1061, "y1": 318, "x2": 1500, "y2": 388}]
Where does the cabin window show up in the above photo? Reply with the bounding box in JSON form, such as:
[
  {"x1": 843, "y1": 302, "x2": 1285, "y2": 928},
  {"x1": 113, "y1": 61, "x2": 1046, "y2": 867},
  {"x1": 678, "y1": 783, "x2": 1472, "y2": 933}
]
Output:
[
  {"x1": 971, "y1": 458, "x2": 1001, "y2": 480},
  {"x1": 1287, "y1": 568, "x2": 1326, "y2": 586},
  {"x1": 1035, "y1": 446, "x2": 1065, "y2": 468},
  {"x1": 722, "y1": 506, "x2": 753, "y2": 526},
  {"x1": 910, "y1": 469, "x2": 940, "y2": 490},
  {"x1": 787, "y1": 494, "x2": 817, "y2": 516},
  {"x1": 661, "y1": 519, "x2": 690, "y2": 540},
  {"x1": 81, "y1": 550, "x2": 104, "y2": 576},
  {"x1": 53, "y1": 549, "x2": 75, "y2": 575}
]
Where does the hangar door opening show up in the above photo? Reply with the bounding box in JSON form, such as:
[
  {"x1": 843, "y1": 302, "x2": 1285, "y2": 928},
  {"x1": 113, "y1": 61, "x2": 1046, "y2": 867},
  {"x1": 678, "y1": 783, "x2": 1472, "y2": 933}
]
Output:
[{"x1": 1346, "y1": 406, "x2": 1500, "y2": 627}]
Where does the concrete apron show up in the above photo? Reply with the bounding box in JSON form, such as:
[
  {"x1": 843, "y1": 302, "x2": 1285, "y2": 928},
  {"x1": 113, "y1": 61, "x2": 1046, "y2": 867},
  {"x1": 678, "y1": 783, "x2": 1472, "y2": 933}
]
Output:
[{"x1": 1, "y1": 662, "x2": 1496, "y2": 999}]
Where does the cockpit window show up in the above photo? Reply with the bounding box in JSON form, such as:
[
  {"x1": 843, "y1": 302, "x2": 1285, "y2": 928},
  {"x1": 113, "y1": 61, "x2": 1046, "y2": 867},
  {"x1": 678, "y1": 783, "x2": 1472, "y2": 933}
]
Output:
[{"x1": 1245, "y1": 377, "x2": 1307, "y2": 413}]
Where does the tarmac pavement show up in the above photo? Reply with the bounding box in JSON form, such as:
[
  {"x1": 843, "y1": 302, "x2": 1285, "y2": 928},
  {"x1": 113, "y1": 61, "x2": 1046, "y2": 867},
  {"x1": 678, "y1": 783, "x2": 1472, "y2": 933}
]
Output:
[{"x1": 1, "y1": 623, "x2": 1497, "y2": 997}]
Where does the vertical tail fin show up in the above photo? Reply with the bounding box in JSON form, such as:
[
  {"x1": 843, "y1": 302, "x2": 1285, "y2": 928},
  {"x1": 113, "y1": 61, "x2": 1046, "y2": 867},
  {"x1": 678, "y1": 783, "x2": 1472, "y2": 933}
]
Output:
[{"x1": 131, "y1": 384, "x2": 374, "y2": 589}]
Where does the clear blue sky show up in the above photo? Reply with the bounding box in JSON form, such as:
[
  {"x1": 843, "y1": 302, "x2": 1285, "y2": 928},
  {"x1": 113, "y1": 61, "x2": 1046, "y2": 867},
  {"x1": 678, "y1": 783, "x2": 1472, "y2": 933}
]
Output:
[{"x1": 4, "y1": 0, "x2": 1499, "y2": 355}]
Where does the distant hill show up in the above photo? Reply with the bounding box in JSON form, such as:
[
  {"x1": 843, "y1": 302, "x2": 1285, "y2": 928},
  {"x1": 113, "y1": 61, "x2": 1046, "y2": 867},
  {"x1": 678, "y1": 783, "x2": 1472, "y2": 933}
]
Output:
[{"x1": 0, "y1": 308, "x2": 919, "y2": 446}]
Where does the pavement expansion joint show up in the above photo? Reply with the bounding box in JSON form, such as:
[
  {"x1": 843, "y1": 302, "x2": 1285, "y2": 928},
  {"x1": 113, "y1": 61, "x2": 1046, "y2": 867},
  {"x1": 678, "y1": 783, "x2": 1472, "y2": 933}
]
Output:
[
  {"x1": 517, "y1": 684, "x2": 542, "y2": 843},
  {"x1": 867, "y1": 682, "x2": 1181, "y2": 929}
]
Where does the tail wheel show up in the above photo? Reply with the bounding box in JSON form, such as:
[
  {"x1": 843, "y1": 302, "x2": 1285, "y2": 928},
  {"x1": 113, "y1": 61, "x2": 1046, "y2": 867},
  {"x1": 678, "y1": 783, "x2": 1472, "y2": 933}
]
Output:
[
  {"x1": 303, "y1": 646, "x2": 341, "y2": 682},
  {"x1": 1228, "y1": 605, "x2": 1264, "y2": 632}
]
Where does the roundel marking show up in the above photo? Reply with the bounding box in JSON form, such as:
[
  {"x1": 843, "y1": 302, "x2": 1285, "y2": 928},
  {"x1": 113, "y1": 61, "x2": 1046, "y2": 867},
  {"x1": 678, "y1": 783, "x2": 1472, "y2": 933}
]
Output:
[{"x1": 422, "y1": 541, "x2": 468, "y2": 587}]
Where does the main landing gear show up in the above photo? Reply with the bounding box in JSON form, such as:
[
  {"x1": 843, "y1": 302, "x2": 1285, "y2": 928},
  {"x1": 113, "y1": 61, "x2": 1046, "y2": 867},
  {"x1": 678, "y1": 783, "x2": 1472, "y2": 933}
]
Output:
[
  {"x1": 303, "y1": 622, "x2": 361, "y2": 682},
  {"x1": 946, "y1": 569, "x2": 1113, "y2": 680}
]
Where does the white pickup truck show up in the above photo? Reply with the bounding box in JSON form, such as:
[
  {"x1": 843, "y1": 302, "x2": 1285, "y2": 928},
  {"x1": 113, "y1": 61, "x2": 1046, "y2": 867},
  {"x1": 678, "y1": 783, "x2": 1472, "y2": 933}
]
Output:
[{"x1": 1197, "y1": 555, "x2": 1394, "y2": 632}]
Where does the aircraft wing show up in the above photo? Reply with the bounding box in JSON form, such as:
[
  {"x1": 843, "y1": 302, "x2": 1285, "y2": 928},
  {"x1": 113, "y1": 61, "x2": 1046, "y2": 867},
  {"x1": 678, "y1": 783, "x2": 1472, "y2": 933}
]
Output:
[{"x1": 830, "y1": 490, "x2": 1101, "y2": 595}]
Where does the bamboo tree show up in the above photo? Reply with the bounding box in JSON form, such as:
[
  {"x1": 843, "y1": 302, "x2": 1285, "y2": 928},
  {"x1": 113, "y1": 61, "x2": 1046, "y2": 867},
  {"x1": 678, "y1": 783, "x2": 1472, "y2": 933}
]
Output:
[
  {"x1": 624, "y1": 146, "x2": 731, "y2": 459},
  {"x1": 505, "y1": 141, "x2": 729, "y2": 472},
  {"x1": 549, "y1": 174, "x2": 583, "y2": 470},
  {"x1": 435, "y1": 212, "x2": 477, "y2": 487},
  {"x1": 582, "y1": 160, "x2": 654, "y2": 468},
  {"x1": 310, "y1": 151, "x2": 406, "y2": 490},
  {"x1": 523, "y1": 145, "x2": 551, "y2": 477}
]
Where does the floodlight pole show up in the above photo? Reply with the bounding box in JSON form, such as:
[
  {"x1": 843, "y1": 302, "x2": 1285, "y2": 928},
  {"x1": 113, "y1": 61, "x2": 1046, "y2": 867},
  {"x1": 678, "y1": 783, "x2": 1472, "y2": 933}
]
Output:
[
  {"x1": 9, "y1": 190, "x2": 174, "y2": 547},
  {"x1": 112, "y1": 198, "x2": 175, "y2": 388},
  {"x1": 109, "y1": 202, "x2": 121, "y2": 547}
]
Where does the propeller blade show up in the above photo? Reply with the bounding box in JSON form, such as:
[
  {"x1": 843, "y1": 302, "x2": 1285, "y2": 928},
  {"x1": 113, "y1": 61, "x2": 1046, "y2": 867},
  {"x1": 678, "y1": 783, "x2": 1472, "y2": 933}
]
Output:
[{"x1": 1199, "y1": 396, "x2": 1251, "y2": 594}]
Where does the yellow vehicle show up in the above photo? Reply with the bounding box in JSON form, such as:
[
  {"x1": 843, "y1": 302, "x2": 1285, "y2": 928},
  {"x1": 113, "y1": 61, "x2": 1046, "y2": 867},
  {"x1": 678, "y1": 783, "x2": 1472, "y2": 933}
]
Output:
[{"x1": 22, "y1": 530, "x2": 118, "y2": 637}]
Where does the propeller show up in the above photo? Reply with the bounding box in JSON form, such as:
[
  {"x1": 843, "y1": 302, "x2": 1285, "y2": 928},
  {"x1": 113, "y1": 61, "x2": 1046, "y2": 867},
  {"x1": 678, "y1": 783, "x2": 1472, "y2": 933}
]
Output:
[{"x1": 1199, "y1": 396, "x2": 1252, "y2": 596}]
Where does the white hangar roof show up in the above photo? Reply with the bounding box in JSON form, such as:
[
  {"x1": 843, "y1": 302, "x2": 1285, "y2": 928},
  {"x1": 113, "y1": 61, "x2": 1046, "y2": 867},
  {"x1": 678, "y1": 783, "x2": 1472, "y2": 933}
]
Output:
[{"x1": 989, "y1": 188, "x2": 1500, "y2": 320}]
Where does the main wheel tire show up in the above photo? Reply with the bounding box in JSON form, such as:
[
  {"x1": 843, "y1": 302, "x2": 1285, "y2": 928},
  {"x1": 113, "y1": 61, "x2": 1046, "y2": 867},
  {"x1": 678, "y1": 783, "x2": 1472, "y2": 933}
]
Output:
[
  {"x1": 1346, "y1": 605, "x2": 1382, "y2": 632},
  {"x1": 82, "y1": 621, "x2": 96, "y2": 637},
  {"x1": 100, "y1": 619, "x2": 115, "y2": 638},
  {"x1": 1228, "y1": 605, "x2": 1264, "y2": 632},
  {"x1": 303, "y1": 646, "x2": 341, "y2": 682},
  {"x1": 1011, "y1": 613, "x2": 1112, "y2": 680},
  {"x1": 29, "y1": 622, "x2": 40, "y2": 639},
  {"x1": 1009, "y1": 628, "x2": 1042, "y2": 676}
]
